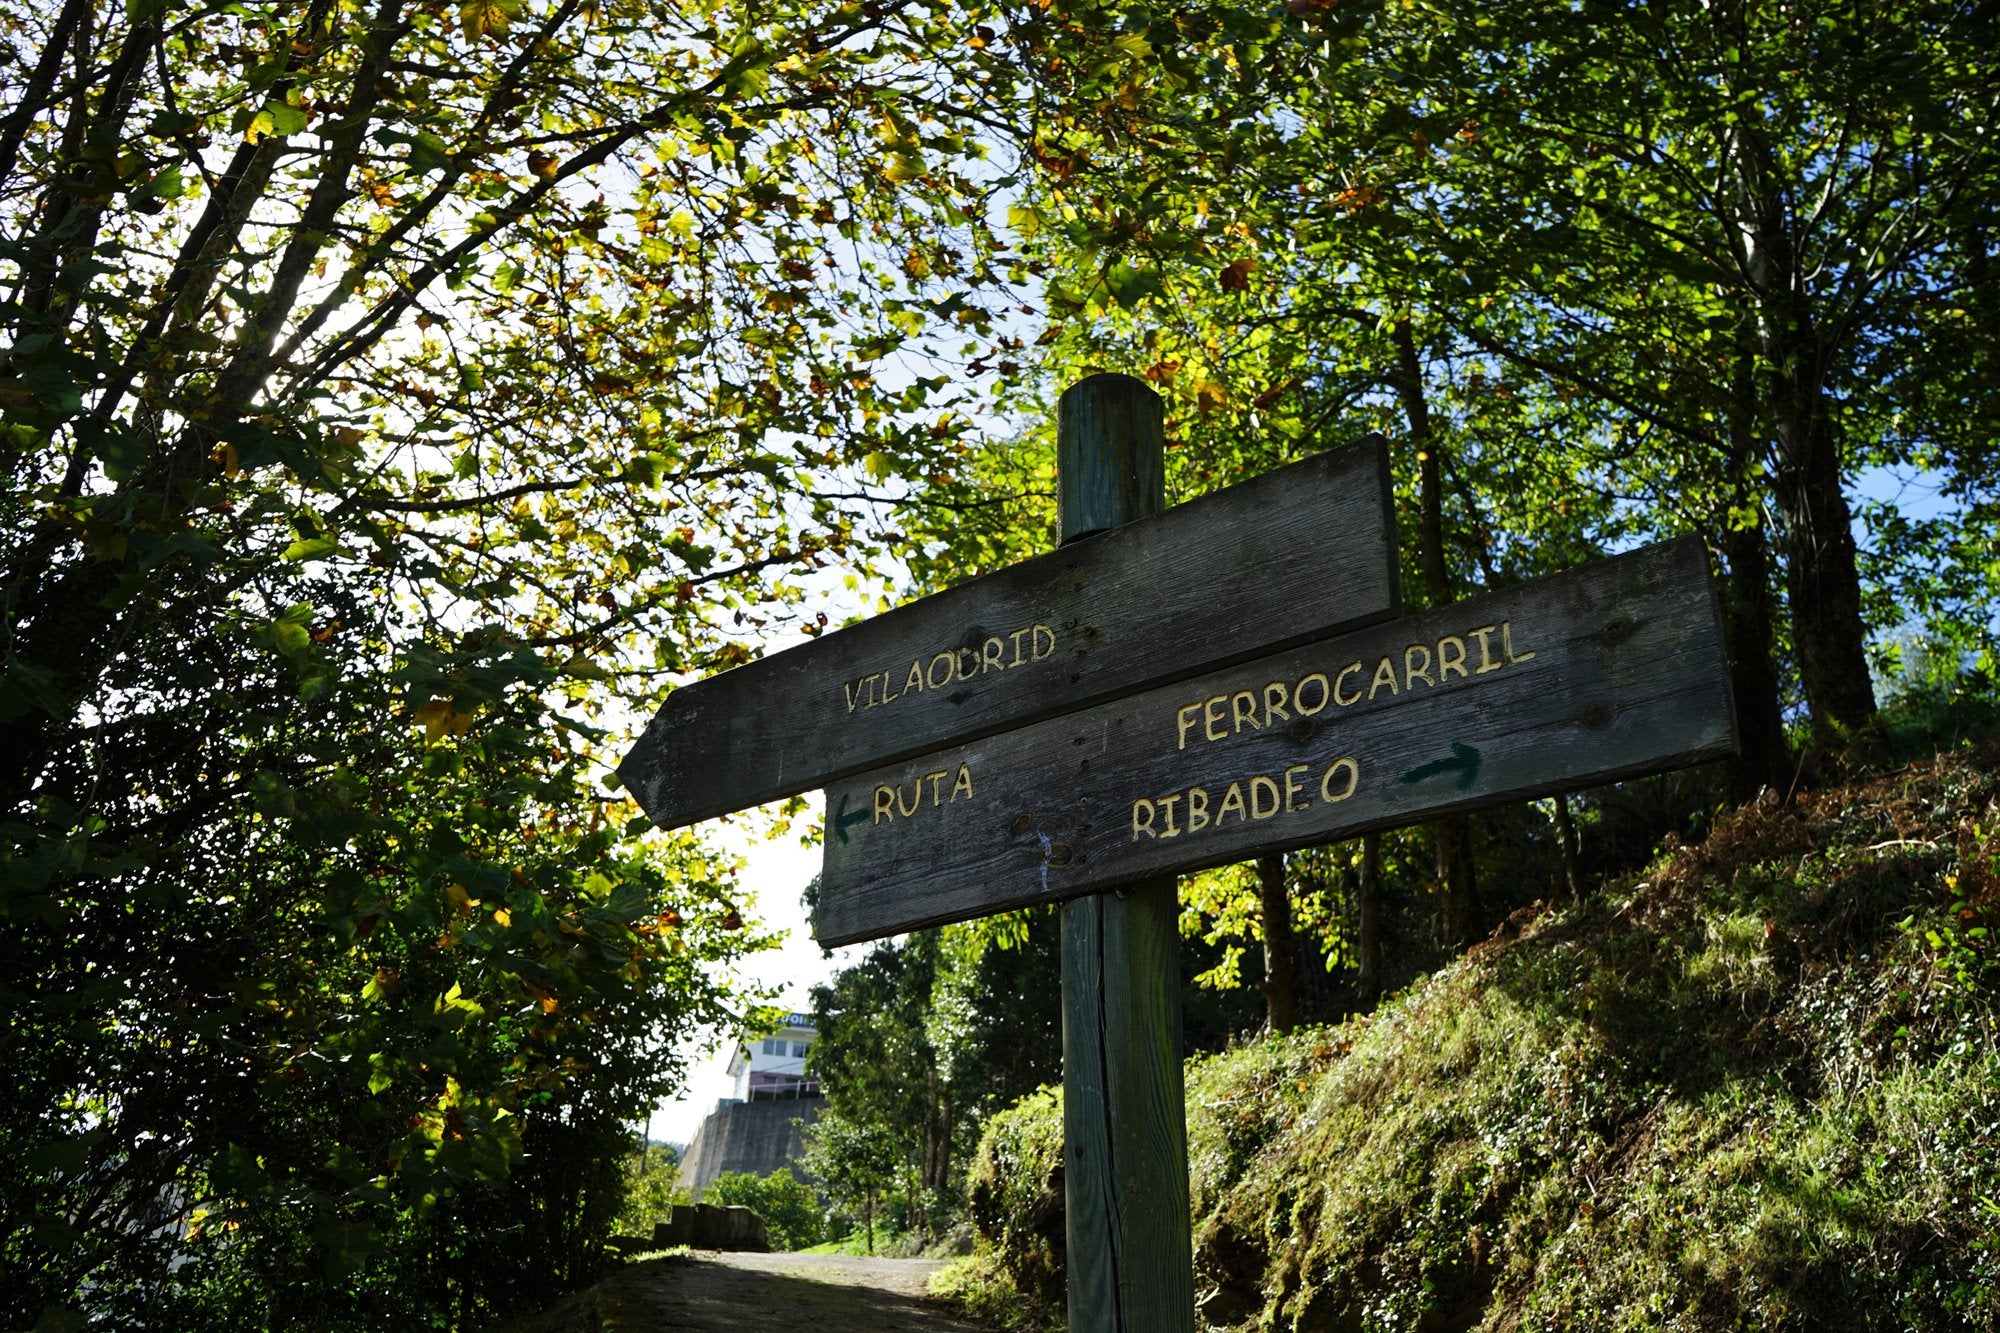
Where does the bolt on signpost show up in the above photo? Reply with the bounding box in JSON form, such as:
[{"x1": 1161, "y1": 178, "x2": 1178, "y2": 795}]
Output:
[{"x1": 621, "y1": 374, "x2": 1738, "y2": 1333}]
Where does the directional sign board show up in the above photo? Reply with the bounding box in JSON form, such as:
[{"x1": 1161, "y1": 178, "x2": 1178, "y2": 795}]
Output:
[
  {"x1": 620, "y1": 438, "x2": 1399, "y2": 830},
  {"x1": 816, "y1": 538, "x2": 1736, "y2": 946}
]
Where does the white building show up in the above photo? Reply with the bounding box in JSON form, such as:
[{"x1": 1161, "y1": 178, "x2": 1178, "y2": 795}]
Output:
[
  {"x1": 721, "y1": 1011, "x2": 819, "y2": 1103},
  {"x1": 679, "y1": 1012, "x2": 823, "y2": 1197}
]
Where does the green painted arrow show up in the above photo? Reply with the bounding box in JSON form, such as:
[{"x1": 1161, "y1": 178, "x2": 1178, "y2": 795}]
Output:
[
  {"x1": 832, "y1": 792, "x2": 871, "y2": 846},
  {"x1": 1400, "y1": 741, "x2": 1482, "y2": 792}
]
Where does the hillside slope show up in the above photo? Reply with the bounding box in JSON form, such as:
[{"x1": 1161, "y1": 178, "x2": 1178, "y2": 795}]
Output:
[{"x1": 958, "y1": 738, "x2": 2000, "y2": 1331}]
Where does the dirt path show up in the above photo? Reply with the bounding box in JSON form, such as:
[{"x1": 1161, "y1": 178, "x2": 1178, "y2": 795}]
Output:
[{"x1": 588, "y1": 1251, "x2": 1001, "y2": 1332}]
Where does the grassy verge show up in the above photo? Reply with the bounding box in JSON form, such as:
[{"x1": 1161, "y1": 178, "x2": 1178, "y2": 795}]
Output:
[
  {"x1": 963, "y1": 737, "x2": 2000, "y2": 1330},
  {"x1": 930, "y1": 1250, "x2": 1062, "y2": 1333},
  {"x1": 797, "y1": 1224, "x2": 907, "y2": 1256}
]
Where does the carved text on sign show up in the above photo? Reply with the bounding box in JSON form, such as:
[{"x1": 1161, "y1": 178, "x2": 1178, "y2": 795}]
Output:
[
  {"x1": 815, "y1": 538, "x2": 1737, "y2": 947},
  {"x1": 620, "y1": 438, "x2": 1398, "y2": 831},
  {"x1": 871, "y1": 762, "x2": 978, "y2": 824},
  {"x1": 1172, "y1": 620, "x2": 1535, "y2": 750},
  {"x1": 843, "y1": 625, "x2": 1057, "y2": 714},
  {"x1": 1131, "y1": 757, "x2": 1361, "y2": 841}
]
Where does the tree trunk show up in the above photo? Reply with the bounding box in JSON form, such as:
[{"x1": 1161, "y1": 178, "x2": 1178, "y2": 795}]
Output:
[
  {"x1": 1390, "y1": 318, "x2": 1481, "y2": 949},
  {"x1": 1725, "y1": 121, "x2": 1877, "y2": 740},
  {"x1": 1353, "y1": 834, "x2": 1383, "y2": 1010},
  {"x1": 1551, "y1": 794, "x2": 1582, "y2": 900},
  {"x1": 1431, "y1": 820, "x2": 1480, "y2": 950},
  {"x1": 1718, "y1": 511, "x2": 1792, "y2": 801},
  {"x1": 1769, "y1": 396, "x2": 1877, "y2": 738},
  {"x1": 1717, "y1": 334, "x2": 1794, "y2": 799},
  {"x1": 1256, "y1": 853, "x2": 1298, "y2": 1033}
]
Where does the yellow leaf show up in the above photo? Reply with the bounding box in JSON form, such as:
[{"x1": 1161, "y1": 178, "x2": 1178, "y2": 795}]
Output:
[
  {"x1": 492, "y1": 907, "x2": 512, "y2": 927},
  {"x1": 520, "y1": 976, "x2": 559, "y2": 1012},
  {"x1": 243, "y1": 109, "x2": 275, "y2": 144},
  {"x1": 460, "y1": 0, "x2": 516, "y2": 38},
  {"x1": 412, "y1": 697, "x2": 476, "y2": 743}
]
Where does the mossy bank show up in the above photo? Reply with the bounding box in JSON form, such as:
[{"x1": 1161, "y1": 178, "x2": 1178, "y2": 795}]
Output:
[{"x1": 947, "y1": 740, "x2": 2000, "y2": 1331}]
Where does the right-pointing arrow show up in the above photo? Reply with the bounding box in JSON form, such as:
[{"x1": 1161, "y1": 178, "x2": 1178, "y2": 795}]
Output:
[{"x1": 1399, "y1": 740, "x2": 1483, "y2": 792}]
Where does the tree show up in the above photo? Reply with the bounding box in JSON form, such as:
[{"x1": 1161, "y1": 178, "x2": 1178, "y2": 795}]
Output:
[
  {"x1": 987, "y1": 0, "x2": 1999, "y2": 745},
  {"x1": 881, "y1": 0, "x2": 2000, "y2": 1010},
  {"x1": 798, "y1": 1111, "x2": 896, "y2": 1254},
  {"x1": 702, "y1": 1167, "x2": 823, "y2": 1251},
  {"x1": 806, "y1": 933, "x2": 949, "y2": 1237},
  {"x1": 803, "y1": 912, "x2": 1062, "y2": 1243},
  {"x1": 1268, "y1": 0, "x2": 2000, "y2": 740},
  {"x1": 1, "y1": 0, "x2": 1024, "y2": 1324},
  {"x1": 1255, "y1": 852, "x2": 1297, "y2": 1032},
  {"x1": 616, "y1": 1139, "x2": 685, "y2": 1239}
]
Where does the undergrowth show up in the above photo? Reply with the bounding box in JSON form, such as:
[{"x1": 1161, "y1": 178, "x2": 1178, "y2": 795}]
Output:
[{"x1": 950, "y1": 732, "x2": 2000, "y2": 1331}]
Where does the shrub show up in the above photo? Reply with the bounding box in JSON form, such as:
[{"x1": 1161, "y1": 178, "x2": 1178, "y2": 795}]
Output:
[
  {"x1": 701, "y1": 1168, "x2": 824, "y2": 1251},
  {"x1": 963, "y1": 1086, "x2": 1066, "y2": 1323}
]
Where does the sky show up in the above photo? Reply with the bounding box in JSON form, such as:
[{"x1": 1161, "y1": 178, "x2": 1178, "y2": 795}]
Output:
[{"x1": 645, "y1": 803, "x2": 869, "y2": 1147}]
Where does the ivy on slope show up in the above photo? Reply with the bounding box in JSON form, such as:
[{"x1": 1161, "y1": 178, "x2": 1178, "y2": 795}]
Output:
[
  {"x1": 957, "y1": 733, "x2": 2000, "y2": 1331},
  {"x1": 1190, "y1": 743, "x2": 1999, "y2": 1331}
]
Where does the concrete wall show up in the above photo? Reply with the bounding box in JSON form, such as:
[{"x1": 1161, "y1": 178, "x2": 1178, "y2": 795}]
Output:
[
  {"x1": 652, "y1": 1203, "x2": 770, "y2": 1252},
  {"x1": 677, "y1": 1097, "x2": 823, "y2": 1198}
]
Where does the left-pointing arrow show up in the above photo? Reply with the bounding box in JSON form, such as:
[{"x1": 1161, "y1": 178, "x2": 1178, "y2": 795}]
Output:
[{"x1": 832, "y1": 791, "x2": 871, "y2": 846}]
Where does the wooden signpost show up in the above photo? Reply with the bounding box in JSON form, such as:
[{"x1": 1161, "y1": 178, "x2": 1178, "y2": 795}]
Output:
[
  {"x1": 814, "y1": 536, "x2": 1736, "y2": 946},
  {"x1": 620, "y1": 372, "x2": 1740, "y2": 1333},
  {"x1": 618, "y1": 426, "x2": 1398, "y2": 830}
]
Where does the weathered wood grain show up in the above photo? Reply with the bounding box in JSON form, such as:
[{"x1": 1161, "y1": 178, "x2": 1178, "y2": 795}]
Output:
[
  {"x1": 618, "y1": 432, "x2": 1398, "y2": 830},
  {"x1": 816, "y1": 537, "x2": 1737, "y2": 947},
  {"x1": 1062, "y1": 884, "x2": 1192, "y2": 1333},
  {"x1": 1051, "y1": 373, "x2": 1194, "y2": 1333}
]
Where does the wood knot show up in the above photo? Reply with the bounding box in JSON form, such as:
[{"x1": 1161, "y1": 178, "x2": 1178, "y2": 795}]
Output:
[
  {"x1": 1010, "y1": 813, "x2": 1034, "y2": 835},
  {"x1": 1045, "y1": 842, "x2": 1075, "y2": 867}
]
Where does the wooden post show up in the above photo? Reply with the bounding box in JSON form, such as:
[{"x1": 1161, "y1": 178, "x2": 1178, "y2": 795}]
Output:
[{"x1": 1057, "y1": 373, "x2": 1195, "y2": 1333}]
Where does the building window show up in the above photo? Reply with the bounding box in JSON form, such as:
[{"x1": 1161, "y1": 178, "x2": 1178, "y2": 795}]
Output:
[
  {"x1": 761, "y1": 1038, "x2": 784, "y2": 1055},
  {"x1": 791, "y1": 1041, "x2": 809, "y2": 1058}
]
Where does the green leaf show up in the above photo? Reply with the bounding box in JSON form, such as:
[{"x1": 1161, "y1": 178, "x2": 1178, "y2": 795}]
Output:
[
  {"x1": 1104, "y1": 260, "x2": 1165, "y2": 309},
  {"x1": 141, "y1": 164, "x2": 185, "y2": 200},
  {"x1": 271, "y1": 621, "x2": 312, "y2": 655},
  {"x1": 74, "y1": 418, "x2": 145, "y2": 483},
  {"x1": 283, "y1": 535, "x2": 340, "y2": 562},
  {"x1": 625, "y1": 452, "x2": 668, "y2": 488},
  {"x1": 249, "y1": 770, "x2": 298, "y2": 817},
  {"x1": 265, "y1": 101, "x2": 309, "y2": 137},
  {"x1": 407, "y1": 132, "x2": 452, "y2": 176}
]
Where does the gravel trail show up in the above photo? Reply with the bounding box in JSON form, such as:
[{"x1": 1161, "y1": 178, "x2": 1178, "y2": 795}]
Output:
[{"x1": 587, "y1": 1250, "x2": 1000, "y2": 1332}]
